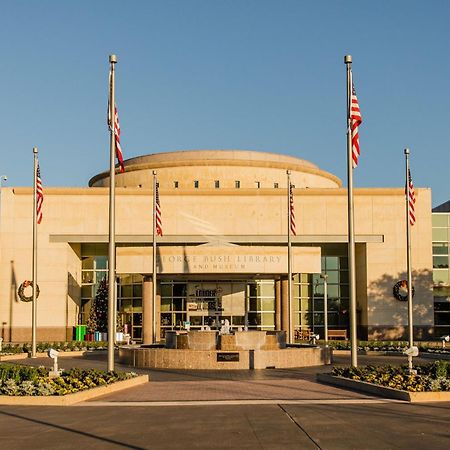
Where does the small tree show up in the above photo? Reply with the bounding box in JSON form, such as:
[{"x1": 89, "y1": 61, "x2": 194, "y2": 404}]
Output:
[{"x1": 87, "y1": 279, "x2": 108, "y2": 333}]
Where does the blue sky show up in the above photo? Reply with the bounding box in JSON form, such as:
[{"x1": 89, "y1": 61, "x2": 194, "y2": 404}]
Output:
[{"x1": 1, "y1": 0, "x2": 449, "y2": 206}]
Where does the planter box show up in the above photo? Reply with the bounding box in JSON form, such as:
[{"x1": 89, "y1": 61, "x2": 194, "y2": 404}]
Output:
[
  {"x1": 317, "y1": 373, "x2": 450, "y2": 403},
  {"x1": 0, "y1": 374, "x2": 149, "y2": 406}
]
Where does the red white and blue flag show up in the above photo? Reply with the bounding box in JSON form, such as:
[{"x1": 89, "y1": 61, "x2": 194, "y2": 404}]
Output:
[
  {"x1": 350, "y1": 82, "x2": 362, "y2": 168},
  {"x1": 107, "y1": 102, "x2": 125, "y2": 173},
  {"x1": 36, "y1": 163, "x2": 44, "y2": 224},
  {"x1": 155, "y1": 182, "x2": 163, "y2": 236},
  {"x1": 289, "y1": 182, "x2": 296, "y2": 236},
  {"x1": 407, "y1": 169, "x2": 416, "y2": 226}
]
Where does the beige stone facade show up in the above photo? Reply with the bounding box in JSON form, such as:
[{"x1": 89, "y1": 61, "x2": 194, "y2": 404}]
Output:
[{"x1": 0, "y1": 150, "x2": 434, "y2": 342}]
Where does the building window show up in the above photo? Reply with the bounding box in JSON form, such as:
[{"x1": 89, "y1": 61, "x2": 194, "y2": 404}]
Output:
[
  {"x1": 292, "y1": 246, "x2": 349, "y2": 335},
  {"x1": 80, "y1": 256, "x2": 108, "y2": 326},
  {"x1": 174, "y1": 181, "x2": 179, "y2": 188},
  {"x1": 117, "y1": 274, "x2": 144, "y2": 340},
  {"x1": 194, "y1": 180, "x2": 199, "y2": 188},
  {"x1": 255, "y1": 181, "x2": 261, "y2": 189},
  {"x1": 247, "y1": 280, "x2": 275, "y2": 330},
  {"x1": 235, "y1": 180, "x2": 240, "y2": 188},
  {"x1": 274, "y1": 182, "x2": 279, "y2": 189},
  {"x1": 214, "y1": 180, "x2": 220, "y2": 189},
  {"x1": 432, "y1": 211, "x2": 450, "y2": 335}
]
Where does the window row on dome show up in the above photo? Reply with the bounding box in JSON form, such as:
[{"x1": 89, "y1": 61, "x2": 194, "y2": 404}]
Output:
[{"x1": 169, "y1": 181, "x2": 290, "y2": 189}]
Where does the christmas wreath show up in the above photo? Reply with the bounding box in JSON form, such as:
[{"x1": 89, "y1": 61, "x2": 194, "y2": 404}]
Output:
[
  {"x1": 393, "y1": 280, "x2": 414, "y2": 302},
  {"x1": 18, "y1": 280, "x2": 40, "y2": 302}
]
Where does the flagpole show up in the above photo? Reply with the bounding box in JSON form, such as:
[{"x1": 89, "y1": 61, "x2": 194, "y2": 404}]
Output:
[
  {"x1": 404, "y1": 148, "x2": 414, "y2": 370},
  {"x1": 31, "y1": 147, "x2": 38, "y2": 358},
  {"x1": 107, "y1": 54, "x2": 117, "y2": 372},
  {"x1": 345, "y1": 55, "x2": 358, "y2": 367},
  {"x1": 287, "y1": 170, "x2": 293, "y2": 344},
  {"x1": 152, "y1": 170, "x2": 157, "y2": 344}
]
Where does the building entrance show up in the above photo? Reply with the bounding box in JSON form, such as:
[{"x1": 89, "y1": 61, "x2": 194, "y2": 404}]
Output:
[
  {"x1": 159, "y1": 279, "x2": 276, "y2": 339},
  {"x1": 187, "y1": 296, "x2": 222, "y2": 329}
]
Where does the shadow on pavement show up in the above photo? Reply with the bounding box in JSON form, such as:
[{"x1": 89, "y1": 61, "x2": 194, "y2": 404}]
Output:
[{"x1": 0, "y1": 409, "x2": 145, "y2": 449}]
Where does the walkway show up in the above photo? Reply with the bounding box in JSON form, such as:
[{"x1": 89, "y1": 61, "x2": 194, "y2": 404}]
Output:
[{"x1": 1, "y1": 352, "x2": 449, "y2": 449}]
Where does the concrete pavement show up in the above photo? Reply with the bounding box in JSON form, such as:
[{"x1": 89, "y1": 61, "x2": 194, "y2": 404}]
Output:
[{"x1": 0, "y1": 352, "x2": 449, "y2": 449}]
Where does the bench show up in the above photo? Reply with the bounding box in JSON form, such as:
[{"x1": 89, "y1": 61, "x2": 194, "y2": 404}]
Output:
[{"x1": 328, "y1": 329, "x2": 348, "y2": 340}]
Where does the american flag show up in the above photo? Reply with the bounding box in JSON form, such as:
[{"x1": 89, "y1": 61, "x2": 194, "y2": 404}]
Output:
[
  {"x1": 36, "y1": 163, "x2": 44, "y2": 224},
  {"x1": 350, "y1": 82, "x2": 362, "y2": 168},
  {"x1": 155, "y1": 182, "x2": 163, "y2": 236},
  {"x1": 289, "y1": 182, "x2": 296, "y2": 236},
  {"x1": 407, "y1": 169, "x2": 416, "y2": 226},
  {"x1": 107, "y1": 102, "x2": 125, "y2": 173}
]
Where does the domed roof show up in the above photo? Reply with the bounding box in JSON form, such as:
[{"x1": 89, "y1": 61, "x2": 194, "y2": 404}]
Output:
[{"x1": 89, "y1": 149, "x2": 341, "y2": 188}]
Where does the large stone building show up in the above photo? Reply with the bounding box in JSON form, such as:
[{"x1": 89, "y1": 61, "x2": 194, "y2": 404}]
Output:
[{"x1": 0, "y1": 150, "x2": 434, "y2": 342}]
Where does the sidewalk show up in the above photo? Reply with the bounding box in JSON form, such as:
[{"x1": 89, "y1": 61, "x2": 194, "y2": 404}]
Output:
[{"x1": 0, "y1": 352, "x2": 449, "y2": 449}]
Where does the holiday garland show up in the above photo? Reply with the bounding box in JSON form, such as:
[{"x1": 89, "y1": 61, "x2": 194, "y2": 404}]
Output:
[
  {"x1": 393, "y1": 280, "x2": 415, "y2": 302},
  {"x1": 18, "y1": 280, "x2": 40, "y2": 302}
]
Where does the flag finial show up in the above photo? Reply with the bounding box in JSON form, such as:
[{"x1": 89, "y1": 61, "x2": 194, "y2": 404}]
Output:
[
  {"x1": 344, "y1": 55, "x2": 352, "y2": 64},
  {"x1": 109, "y1": 54, "x2": 117, "y2": 64},
  {"x1": 404, "y1": 148, "x2": 410, "y2": 155},
  {"x1": 33, "y1": 147, "x2": 38, "y2": 154}
]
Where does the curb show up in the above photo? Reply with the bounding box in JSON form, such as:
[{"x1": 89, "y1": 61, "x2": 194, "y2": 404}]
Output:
[
  {"x1": 317, "y1": 373, "x2": 450, "y2": 403},
  {"x1": 0, "y1": 374, "x2": 149, "y2": 406}
]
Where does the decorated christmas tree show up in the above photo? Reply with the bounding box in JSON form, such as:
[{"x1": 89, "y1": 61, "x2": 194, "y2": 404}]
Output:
[{"x1": 87, "y1": 278, "x2": 108, "y2": 333}]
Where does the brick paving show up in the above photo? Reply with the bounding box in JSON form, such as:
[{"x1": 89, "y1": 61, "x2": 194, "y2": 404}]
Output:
[{"x1": 94, "y1": 377, "x2": 372, "y2": 402}]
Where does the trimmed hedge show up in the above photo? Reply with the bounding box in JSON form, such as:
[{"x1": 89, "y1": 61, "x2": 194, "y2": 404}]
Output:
[
  {"x1": 0, "y1": 341, "x2": 108, "y2": 355},
  {"x1": 325, "y1": 340, "x2": 450, "y2": 354}
]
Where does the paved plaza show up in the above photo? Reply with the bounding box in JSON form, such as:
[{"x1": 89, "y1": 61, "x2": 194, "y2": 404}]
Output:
[{"x1": 0, "y1": 352, "x2": 449, "y2": 449}]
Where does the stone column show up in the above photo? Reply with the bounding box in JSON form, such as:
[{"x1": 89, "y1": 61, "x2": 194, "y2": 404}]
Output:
[
  {"x1": 142, "y1": 276, "x2": 153, "y2": 344},
  {"x1": 275, "y1": 279, "x2": 282, "y2": 331},
  {"x1": 280, "y1": 277, "x2": 289, "y2": 333}
]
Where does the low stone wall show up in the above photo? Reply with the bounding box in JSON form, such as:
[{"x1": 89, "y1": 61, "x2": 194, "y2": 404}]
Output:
[
  {"x1": 119, "y1": 346, "x2": 331, "y2": 370},
  {"x1": 317, "y1": 373, "x2": 450, "y2": 403},
  {"x1": 164, "y1": 330, "x2": 286, "y2": 351}
]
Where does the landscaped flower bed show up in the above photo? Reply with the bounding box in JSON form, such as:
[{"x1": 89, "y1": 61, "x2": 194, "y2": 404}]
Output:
[
  {"x1": 332, "y1": 361, "x2": 450, "y2": 392},
  {"x1": 0, "y1": 364, "x2": 137, "y2": 396}
]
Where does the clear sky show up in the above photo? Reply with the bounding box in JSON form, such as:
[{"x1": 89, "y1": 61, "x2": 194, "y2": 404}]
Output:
[{"x1": 1, "y1": 0, "x2": 449, "y2": 207}]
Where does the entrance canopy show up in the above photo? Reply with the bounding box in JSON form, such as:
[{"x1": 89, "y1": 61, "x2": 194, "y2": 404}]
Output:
[{"x1": 116, "y1": 245, "x2": 321, "y2": 274}]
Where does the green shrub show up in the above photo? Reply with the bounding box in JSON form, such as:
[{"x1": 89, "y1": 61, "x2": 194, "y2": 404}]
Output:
[
  {"x1": 0, "y1": 364, "x2": 47, "y2": 383},
  {"x1": 1, "y1": 341, "x2": 112, "y2": 355}
]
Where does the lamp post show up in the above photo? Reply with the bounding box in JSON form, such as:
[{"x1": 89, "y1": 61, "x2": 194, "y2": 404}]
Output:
[{"x1": 320, "y1": 273, "x2": 328, "y2": 346}]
